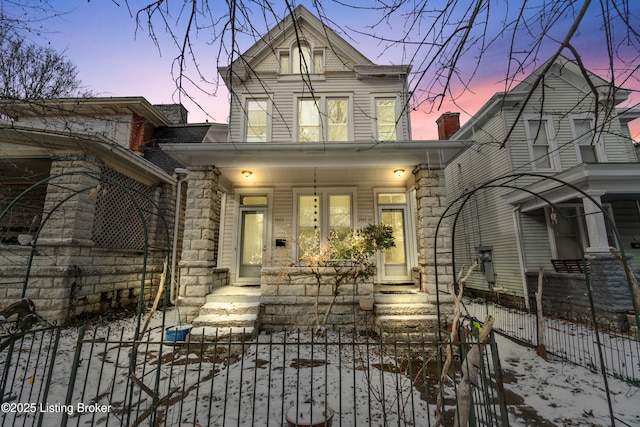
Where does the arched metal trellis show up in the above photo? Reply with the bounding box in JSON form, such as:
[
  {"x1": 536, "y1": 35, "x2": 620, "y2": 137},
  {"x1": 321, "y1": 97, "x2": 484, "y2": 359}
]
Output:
[
  {"x1": 0, "y1": 170, "x2": 172, "y2": 338},
  {"x1": 433, "y1": 172, "x2": 640, "y2": 427}
]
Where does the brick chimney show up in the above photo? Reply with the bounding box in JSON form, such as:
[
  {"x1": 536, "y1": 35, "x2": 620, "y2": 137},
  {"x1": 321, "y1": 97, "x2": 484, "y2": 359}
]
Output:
[{"x1": 436, "y1": 112, "x2": 460, "y2": 140}]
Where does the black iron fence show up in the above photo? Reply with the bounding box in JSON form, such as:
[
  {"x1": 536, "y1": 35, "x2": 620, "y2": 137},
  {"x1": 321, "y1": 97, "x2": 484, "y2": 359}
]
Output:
[
  {"x1": 464, "y1": 297, "x2": 640, "y2": 386},
  {"x1": 1, "y1": 322, "x2": 508, "y2": 427}
]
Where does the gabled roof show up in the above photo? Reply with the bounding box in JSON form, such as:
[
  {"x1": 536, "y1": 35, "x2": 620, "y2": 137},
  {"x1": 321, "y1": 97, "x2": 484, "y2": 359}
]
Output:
[
  {"x1": 452, "y1": 55, "x2": 631, "y2": 140},
  {"x1": 219, "y1": 5, "x2": 387, "y2": 83}
]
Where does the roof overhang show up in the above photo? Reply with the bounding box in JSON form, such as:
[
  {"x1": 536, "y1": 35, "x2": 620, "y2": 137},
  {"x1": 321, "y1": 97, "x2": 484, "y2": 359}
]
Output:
[
  {"x1": 0, "y1": 123, "x2": 175, "y2": 186},
  {"x1": 0, "y1": 97, "x2": 170, "y2": 127},
  {"x1": 160, "y1": 140, "x2": 469, "y2": 188},
  {"x1": 503, "y1": 163, "x2": 640, "y2": 212}
]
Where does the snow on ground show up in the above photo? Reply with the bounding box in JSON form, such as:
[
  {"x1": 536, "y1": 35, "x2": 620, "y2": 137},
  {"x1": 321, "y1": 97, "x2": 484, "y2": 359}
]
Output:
[
  {"x1": 1, "y1": 307, "x2": 639, "y2": 426},
  {"x1": 497, "y1": 333, "x2": 640, "y2": 426}
]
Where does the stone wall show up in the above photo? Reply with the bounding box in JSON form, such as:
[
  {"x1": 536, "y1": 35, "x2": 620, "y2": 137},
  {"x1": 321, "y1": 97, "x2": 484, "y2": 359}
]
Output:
[
  {"x1": 260, "y1": 266, "x2": 374, "y2": 330},
  {"x1": 0, "y1": 153, "x2": 175, "y2": 324},
  {"x1": 525, "y1": 253, "x2": 638, "y2": 323}
]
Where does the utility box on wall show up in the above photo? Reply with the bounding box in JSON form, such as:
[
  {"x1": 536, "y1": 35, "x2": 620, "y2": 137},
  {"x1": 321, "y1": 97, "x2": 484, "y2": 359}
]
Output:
[{"x1": 476, "y1": 245, "x2": 495, "y2": 286}]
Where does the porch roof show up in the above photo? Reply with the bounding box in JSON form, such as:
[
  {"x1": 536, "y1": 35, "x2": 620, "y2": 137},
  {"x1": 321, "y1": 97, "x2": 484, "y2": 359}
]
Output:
[
  {"x1": 503, "y1": 163, "x2": 640, "y2": 212},
  {"x1": 160, "y1": 140, "x2": 469, "y2": 187}
]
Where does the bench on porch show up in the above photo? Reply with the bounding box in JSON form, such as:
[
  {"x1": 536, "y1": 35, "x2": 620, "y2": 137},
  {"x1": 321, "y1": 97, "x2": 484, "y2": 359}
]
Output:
[{"x1": 551, "y1": 259, "x2": 589, "y2": 274}]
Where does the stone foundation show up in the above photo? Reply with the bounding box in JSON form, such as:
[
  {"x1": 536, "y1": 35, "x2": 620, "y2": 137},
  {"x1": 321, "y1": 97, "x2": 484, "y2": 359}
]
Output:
[{"x1": 260, "y1": 266, "x2": 374, "y2": 330}]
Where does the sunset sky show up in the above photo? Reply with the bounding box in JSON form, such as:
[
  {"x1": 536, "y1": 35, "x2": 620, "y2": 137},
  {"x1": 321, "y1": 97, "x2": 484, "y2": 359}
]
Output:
[{"x1": 12, "y1": 0, "x2": 640, "y2": 141}]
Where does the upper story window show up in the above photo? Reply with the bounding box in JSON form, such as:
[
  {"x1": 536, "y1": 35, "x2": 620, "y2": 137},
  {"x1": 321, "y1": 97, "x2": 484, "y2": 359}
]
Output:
[
  {"x1": 298, "y1": 96, "x2": 351, "y2": 142},
  {"x1": 570, "y1": 114, "x2": 605, "y2": 163},
  {"x1": 375, "y1": 98, "x2": 397, "y2": 141},
  {"x1": 280, "y1": 42, "x2": 324, "y2": 74},
  {"x1": 524, "y1": 115, "x2": 559, "y2": 171},
  {"x1": 245, "y1": 99, "x2": 268, "y2": 142}
]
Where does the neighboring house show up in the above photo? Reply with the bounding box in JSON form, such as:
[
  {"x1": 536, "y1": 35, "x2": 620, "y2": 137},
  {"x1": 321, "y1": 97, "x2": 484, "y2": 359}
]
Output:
[
  {"x1": 0, "y1": 97, "x2": 204, "y2": 323},
  {"x1": 444, "y1": 56, "x2": 640, "y2": 318},
  {"x1": 161, "y1": 5, "x2": 467, "y2": 331}
]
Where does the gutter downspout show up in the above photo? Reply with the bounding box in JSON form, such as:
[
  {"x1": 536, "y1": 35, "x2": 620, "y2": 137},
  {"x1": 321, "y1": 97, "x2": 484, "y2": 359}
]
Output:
[{"x1": 171, "y1": 168, "x2": 188, "y2": 304}]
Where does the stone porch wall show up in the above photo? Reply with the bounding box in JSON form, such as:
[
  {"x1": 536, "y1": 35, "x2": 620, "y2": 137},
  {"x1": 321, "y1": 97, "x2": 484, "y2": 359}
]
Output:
[
  {"x1": 0, "y1": 153, "x2": 175, "y2": 324},
  {"x1": 0, "y1": 246, "x2": 166, "y2": 322},
  {"x1": 260, "y1": 266, "x2": 374, "y2": 330},
  {"x1": 525, "y1": 253, "x2": 638, "y2": 324}
]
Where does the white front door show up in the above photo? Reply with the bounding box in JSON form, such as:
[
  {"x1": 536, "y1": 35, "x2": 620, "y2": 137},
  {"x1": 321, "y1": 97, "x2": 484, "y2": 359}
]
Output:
[
  {"x1": 379, "y1": 206, "x2": 411, "y2": 282},
  {"x1": 238, "y1": 208, "x2": 265, "y2": 280}
]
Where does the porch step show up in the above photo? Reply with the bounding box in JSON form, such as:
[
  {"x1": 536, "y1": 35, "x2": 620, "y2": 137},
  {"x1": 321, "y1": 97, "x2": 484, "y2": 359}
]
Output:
[
  {"x1": 375, "y1": 303, "x2": 438, "y2": 316},
  {"x1": 375, "y1": 314, "x2": 441, "y2": 342},
  {"x1": 374, "y1": 291, "x2": 431, "y2": 304},
  {"x1": 191, "y1": 286, "x2": 261, "y2": 341},
  {"x1": 374, "y1": 300, "x2": 441, "y2": 343}
]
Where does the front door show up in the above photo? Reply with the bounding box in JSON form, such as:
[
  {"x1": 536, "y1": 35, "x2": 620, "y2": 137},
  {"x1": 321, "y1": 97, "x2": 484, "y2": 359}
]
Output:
[
  {"x1": 379, "y1": 206, "x2": 411, "y2": 282},
  {"x1": 238, "y1": 209, "x2": 265, "y2": 280}
]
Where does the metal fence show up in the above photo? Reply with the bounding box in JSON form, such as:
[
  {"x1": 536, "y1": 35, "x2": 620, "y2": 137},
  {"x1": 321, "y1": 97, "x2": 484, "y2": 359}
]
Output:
[
  {"x1": 1, "y1": 322, "x2": 508, "y2": 427},
  {"x1": 464, "y1": 297, "x2": 640, "y2": 386}
]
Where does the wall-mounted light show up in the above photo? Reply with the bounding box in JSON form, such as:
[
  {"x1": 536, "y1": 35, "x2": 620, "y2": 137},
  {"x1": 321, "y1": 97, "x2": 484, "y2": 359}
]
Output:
[
  {"x1": 394, "y1": 169, "x2": 405, "y2": 177},
  {"x1": 242, "y1": 170, "x2": 252, "y2": 178}
]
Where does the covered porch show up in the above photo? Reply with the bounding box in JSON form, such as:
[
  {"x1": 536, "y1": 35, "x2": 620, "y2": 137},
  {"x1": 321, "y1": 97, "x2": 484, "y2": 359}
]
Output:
[
  {"x1": 161, "y1": 140, "x2": 466, "y2": 331},
  {"x1": 505, "y1": 164, "x2": 640, "y2": 317}
]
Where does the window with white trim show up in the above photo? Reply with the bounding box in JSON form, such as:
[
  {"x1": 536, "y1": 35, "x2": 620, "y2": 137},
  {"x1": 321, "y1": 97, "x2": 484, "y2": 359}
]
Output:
[
  {"x1": 279, "y1": 42, "x2": 324, "y2": 74},
  {"x1": 524, "y1": 116, "x2": 558, "y2": 171},
  {"x1": 570, "y1": 114, "x2": 603, "y2": 163},
  {"x1": 376, "y1": 98, "x2": 397, "y2": 141},
  {"x1": 297, "y1": 97, "x2": 351, "y2": 142},
  {"x1": 245, "y1": 99, "x2": 268, "y2": 142},
  {"x1": 296, "y1": 190, "x2": 354, "y2": 258}
]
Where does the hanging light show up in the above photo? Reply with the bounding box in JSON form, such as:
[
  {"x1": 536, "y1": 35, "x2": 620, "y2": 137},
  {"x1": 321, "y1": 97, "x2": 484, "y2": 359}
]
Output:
[
  {"x1": 242, "y1": 170, "x2": 252, "y2": 178},
  {"x1": 394, "y1": 169, "x2": 405, "y2": 177}
]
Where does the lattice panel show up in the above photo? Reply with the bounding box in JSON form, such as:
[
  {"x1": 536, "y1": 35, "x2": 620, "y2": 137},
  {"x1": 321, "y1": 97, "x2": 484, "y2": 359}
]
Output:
[{"x1": 92, "y1": 168, "x2": 156, "y2": 250}]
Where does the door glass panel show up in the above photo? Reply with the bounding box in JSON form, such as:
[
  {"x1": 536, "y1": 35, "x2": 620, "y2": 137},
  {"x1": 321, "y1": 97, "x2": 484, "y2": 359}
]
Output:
[
  {"x1": 239, "y1": 210, "x2": 264, "y2": 278},
  {"x1": 381, "y1": 208, "x2": 407, "y2": 276},
  {"x1": 329, "y1": 195, "x2": 351, "y2": 240}
]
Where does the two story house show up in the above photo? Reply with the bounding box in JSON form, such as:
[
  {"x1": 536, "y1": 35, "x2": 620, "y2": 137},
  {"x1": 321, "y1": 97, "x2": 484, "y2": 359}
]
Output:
[
  {"x1": 161, "y1": 6, "x2": 466, "y2": 332},
  {"x1": 444, "y1": 55, "x2": 640, "y2": 318}
]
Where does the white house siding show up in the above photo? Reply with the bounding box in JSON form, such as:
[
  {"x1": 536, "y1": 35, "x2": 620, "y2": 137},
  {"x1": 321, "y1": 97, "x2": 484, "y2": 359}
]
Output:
[
  {"x1": 446, "y1": 114, "x2": 528, "y2": 297},
  {"x1": 506, "y1": 75, "x2": 635, "y2": 174},
  {"x1": 227, "y1": 74, "x2": 409, "y2": 143},
  {"x1": 519, "y1": 209, "x2": 553, "y2": 271}
]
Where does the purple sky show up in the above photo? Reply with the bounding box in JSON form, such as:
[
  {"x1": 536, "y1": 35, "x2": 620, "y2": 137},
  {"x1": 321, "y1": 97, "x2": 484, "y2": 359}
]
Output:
[{"x1": 24, "y1": 1, "x2": 640, "y2": 141}]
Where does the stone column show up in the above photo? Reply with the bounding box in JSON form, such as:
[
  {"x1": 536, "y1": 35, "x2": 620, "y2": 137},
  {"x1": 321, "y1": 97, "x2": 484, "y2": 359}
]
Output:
[
  {"x1": 177, "y1": 166, "x2": 225, "y2": 320},
  {"x1": 34, "y1": 153, "x2": 103, "y2": 322},
  {"x1": 413, "y1": 164, "x2": 453, "y2": 295},
  {"x1": 38, "y1": 153, "x2": 103, "y2": 246}
]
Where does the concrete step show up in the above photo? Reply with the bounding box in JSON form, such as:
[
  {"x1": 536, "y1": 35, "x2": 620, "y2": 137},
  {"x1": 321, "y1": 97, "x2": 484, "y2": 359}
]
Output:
[
  {"x1": 205, "y1": 286, "x2": 261, "y2": 304},
  {"x1": 374, "y1": 303, "x2": 438, "y2": 316},
  {"x1": 375, "y1": 313, "x2": 441, "y2": 344},
  {"x1": 193, "y1": 286, "x2": 261, "y2": 342},
  {"x1": 192, "y1": 312, "x2": 257, "y2": 328},
  {"x1": 199, "y1": 301, "x2": 260, "y2": 316},
  {"x1": 374, "y1": 291, "x2": 431, "y2": 304}
]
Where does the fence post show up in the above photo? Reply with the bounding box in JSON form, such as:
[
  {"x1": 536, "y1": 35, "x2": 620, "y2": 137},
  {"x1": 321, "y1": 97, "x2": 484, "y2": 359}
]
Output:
[
  {"x1": 62, "y1": 326, "x2": 86, "y2": 426},
  {"x1": 489, "y1": 331, "x2": 510, "y2": 427}
]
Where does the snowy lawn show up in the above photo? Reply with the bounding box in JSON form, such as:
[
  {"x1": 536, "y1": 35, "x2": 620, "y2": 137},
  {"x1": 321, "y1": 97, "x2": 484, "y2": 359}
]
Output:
[{"x1": 1, "y1": 307, "x2": 639, "y2": 426}]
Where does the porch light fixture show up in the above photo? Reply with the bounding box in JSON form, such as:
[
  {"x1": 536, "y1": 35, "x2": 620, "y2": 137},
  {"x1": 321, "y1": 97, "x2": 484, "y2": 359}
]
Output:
[
  {"x1": 242, "y1": 170, "x2": 252, "y2": 178},
  {"x1": 393, "y1": 169, "x2": 405, "y2": 177}
]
